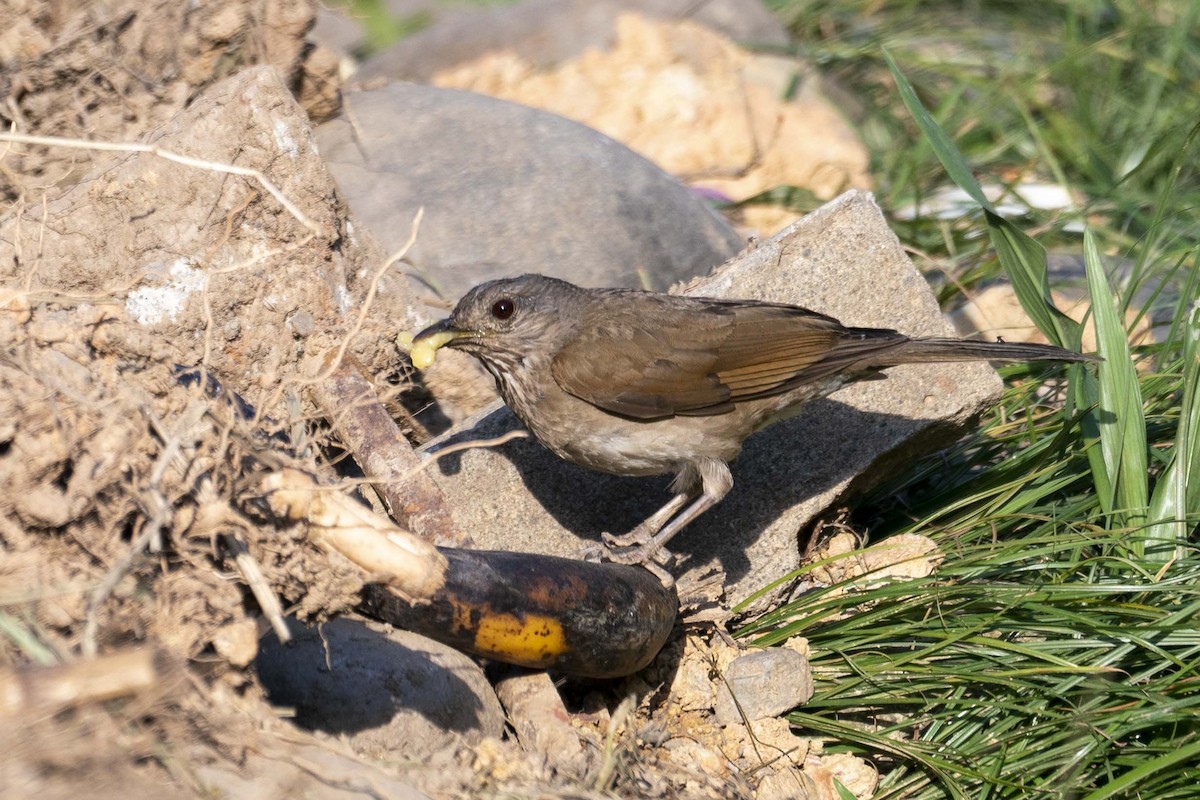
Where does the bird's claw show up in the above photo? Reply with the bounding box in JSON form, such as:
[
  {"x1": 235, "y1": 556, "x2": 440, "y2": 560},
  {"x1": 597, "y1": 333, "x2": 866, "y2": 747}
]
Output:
[
  {"x1": 580, "y1": 540, "x2": 668, "y2": 566},
  {"x1": 580, "y1": 533, "x2": 676, "y2": 587},
  {"x1": 599, "y1": 528, "x2": 653, "y2": 549}
]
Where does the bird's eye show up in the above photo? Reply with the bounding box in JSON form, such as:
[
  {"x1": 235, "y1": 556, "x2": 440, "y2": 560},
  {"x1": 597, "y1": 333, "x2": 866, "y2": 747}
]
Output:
[{"x1": 491, "y1": 298, "x2": 515, "y2": 320}]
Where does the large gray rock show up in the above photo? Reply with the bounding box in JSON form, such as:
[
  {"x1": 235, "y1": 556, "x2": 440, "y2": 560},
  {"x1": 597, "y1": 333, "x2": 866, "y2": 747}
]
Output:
[
  {"x1": 418, "y1": 191, "x2": 1004, "y2": 605},
  {"x1": 316, "y1": 82, "x2": 743, "y2": 310},
  {"x1": 357, "y1": 0, "x2": 791, "y2": 83}
]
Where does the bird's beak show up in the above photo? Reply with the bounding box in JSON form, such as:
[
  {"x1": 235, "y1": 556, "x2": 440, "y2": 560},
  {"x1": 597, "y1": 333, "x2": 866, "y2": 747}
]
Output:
[{"x1": 403, "y1": 318, "x2": 470, "y2": 368}]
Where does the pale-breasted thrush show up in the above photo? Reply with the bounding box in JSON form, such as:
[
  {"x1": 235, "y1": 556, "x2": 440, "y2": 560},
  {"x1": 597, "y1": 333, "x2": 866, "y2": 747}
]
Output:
[{"x1": 412, "y1": 274, "x2": 1091, "y2": 578}]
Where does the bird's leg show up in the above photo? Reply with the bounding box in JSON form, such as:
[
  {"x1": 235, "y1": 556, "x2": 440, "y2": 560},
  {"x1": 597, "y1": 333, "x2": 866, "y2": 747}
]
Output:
[
  {"x1": 580, "y1": 490, "x2": 691, "y2": 568},
  {"x1": 600, "y1": 488, "x2": 695, "y2": 548},
  {"x1": 594, "y1": 459, "x2": 734, "y2": 578}
]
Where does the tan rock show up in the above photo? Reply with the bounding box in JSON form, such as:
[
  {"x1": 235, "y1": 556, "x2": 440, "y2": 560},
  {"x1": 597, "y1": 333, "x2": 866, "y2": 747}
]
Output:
[
  {"x1": 805, "y1": 752, "x2": 878, "y2": 799},
  {"x1": 810, "y1": 532, "x2": 943, "y2": 586},
  {"x1": 434, "y1": 13, "x2": 870, "y2": 234}
]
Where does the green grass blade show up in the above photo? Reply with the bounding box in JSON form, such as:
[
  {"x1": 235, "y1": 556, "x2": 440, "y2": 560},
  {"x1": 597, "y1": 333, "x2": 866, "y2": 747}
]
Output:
[
  {"x1": 1147, "y1": 302, "x2": 1200, "y2": 557},
  {"x1": 833, "y1": 779, "x2": 858, "y2": 800},
  {"x1": 882, "y1": 49, "x2": 995, "y2": 214},
  {"x1": 1080, "y1": 738, "x2": 1200, "y2": 800},
  {"x1": 1083, "y1": 229, "x2": 1149, "y2": 539},
  {"x1": 1072, "y1": 364, "x2": 1114, "y2": 517},
  {"x1": 1186, "y1": 310, "x2": 1200, "y2": 516},
  {"x1": 883, "y1": 50, "x2": 1081, "y2": 348},
  {"x1": 985, "y1": 212, "x2": 1082, "y2": 349},
  {"x1": 0, "y1": 613, "x2": 59, "y2": 667}
]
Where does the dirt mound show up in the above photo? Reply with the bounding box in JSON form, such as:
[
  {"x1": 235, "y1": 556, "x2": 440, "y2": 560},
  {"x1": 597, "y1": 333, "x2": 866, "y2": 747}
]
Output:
[{"x1": 0, "y1": 4, "x2": 424, "y2": 795}]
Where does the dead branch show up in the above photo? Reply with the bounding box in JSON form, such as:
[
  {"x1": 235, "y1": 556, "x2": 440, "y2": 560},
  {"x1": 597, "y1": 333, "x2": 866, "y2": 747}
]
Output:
[
  {"x1": 262, "y1": 469, "x2": 448, "y2": 604},
  {"x1": 308, "y1": 357, "x2": 466, "y2": 546},
  {"x1": 0, "y1": 647, "x2": 165, "y2": 716}
]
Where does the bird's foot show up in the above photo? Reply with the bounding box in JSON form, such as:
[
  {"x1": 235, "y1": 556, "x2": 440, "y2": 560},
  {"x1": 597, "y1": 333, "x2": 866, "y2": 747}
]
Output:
[
  {"x1": 599, "y1": 527, "x2": 657, "y2": 549},
  {"x1": 581, "y1": 532, "x2": 676, "y2": 587}
]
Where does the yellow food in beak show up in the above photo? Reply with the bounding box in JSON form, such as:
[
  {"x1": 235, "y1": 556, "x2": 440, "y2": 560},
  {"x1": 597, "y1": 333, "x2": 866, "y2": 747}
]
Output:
[{"x1": 397, "y1": 329, "x2": 460, "y2": 369}]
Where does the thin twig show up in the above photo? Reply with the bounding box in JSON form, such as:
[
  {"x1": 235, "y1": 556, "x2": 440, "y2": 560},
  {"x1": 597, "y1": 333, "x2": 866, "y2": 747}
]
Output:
[
  {"x1": 0, "y1": 647, "x2": 164, "y2": 716},
  {"x1": 257, "y1": 208, "x2": 425, "y2": 426},
  {"x1": 415, "y1": 400, "x2": 507, "y2": 454},
  {"x1": 81, "y1": 504, "x2": 168, "y2": 659},
  {"x1": 401, "y1": 429, "x2": 529, "y2": 482},
  {"x1": 313, "y1": 207, "x2": 425, "y2": 383},
  {"x1": 226, "y1": 535, "x2": 291, "y2": 643}
]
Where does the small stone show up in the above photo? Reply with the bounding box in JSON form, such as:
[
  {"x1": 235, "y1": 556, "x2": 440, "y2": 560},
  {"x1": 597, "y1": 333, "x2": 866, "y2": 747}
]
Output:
[
  {"x1": 810, "y1": 532, "x2": 943, "y2": 586},
  {"x1": 288, "y1": 310, "x2": 314, "y2": 337},
  {"x1": 756, "y1": 767, "x2": 819, "y2": 800},
  {"x1": 721, "y1": 716, "x2": 812, "y2": 767},
  {"x1": 662, "y1": 738, "x2": 730, "y2": 779},
  {"x1": 15, "y1": 485, "x2": 71, "y2": 527},
  {"x1": 356, "y1": 0, "x2": 790, "y2": 83},
  {"x1": 805, "y1": 753, "x2": 878, "y2": 800},
  {"x1": 714, "y1": 648, "x2": 813, "y2": 725},
  {"x1": 316, "y1": 82, "x2": 742, "y2": 309}
]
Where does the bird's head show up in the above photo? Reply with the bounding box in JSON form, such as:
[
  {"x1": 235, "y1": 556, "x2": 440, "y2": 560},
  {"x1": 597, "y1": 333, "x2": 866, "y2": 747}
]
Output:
[{"x1": 407, "y1": 274, "x2": 586, "y2": 374}]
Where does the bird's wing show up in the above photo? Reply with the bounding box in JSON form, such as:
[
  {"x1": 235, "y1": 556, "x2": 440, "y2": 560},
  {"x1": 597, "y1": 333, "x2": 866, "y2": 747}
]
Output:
[
  {"x1": 713, "y1": 306, "x2": 912, "y2": 402},
  {"x1": 550, "y1": 298, "x2": 909, "y2": 419},
  {"x1": 549, "y1": 297, "x2": 734, "y2": 418}
]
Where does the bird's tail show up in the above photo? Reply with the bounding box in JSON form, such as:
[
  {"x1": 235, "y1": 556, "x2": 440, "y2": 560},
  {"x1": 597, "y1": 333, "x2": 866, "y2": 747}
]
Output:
[{"x1": 881, "y1": 336, "x2": 1096, "y2": 365}]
